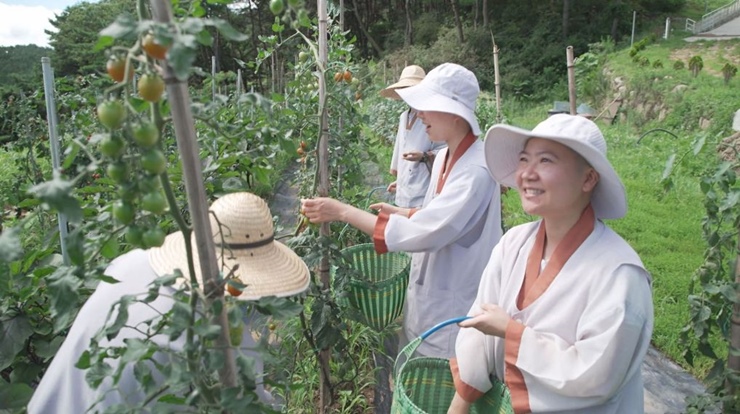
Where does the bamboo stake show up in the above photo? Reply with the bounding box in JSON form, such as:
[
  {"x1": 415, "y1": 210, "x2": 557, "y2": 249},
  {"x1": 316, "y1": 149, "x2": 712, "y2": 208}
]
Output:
[
  {"x1": 566, "y1": 46, "x2": 577, "y2": 115},
  {"x1": 149, "y1": 0, "x2": 237, "y2": 388},
  {"x1": 491, "y1": 32, "x2": 502, "y2": 122},
  {"x1": 317, "y1": 0, "x2": 333, "y2": 410}
]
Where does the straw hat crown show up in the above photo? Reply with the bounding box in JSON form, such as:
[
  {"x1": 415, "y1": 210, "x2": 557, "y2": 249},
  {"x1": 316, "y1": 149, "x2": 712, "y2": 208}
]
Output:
[
  {"x1": 380, "y1": 65, "x2": 426, "y2": 99},
  {"x1": 149, "y1": 192, "x2": 310, "y2": 300}
]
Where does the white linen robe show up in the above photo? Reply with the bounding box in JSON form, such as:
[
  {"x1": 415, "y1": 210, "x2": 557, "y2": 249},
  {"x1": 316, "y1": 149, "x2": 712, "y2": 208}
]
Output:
[
  {"x1": 454, "y1": 220, "x2": 653, "y2": 413},
  {"x1": 378, "y1": 139, "x2": 503, "y2": 357},
  {"x1": 389, "y1": 109, "x2": 446, "y2": 208},
  {"x1": 27, "y1": 249, "x2": 273, "y2": 413}
]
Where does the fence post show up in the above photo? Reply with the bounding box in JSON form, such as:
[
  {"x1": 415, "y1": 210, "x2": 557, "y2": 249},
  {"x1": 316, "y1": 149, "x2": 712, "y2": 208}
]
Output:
[
  {"x1": 664, "y1": 17, "x2": 671, "y2": 39},
  {"x1": 631, "y1": 10, "x2": 637, "y2": 47},
  {"x1": 40, "y1": 57, "x2": 69, "y2": 265}
]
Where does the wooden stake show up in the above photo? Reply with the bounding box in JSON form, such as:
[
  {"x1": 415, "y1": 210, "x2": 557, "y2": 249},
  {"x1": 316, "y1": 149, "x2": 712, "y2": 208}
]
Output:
[{"x1": 567, "y1": 46, "x2": 577, "y2": 115}]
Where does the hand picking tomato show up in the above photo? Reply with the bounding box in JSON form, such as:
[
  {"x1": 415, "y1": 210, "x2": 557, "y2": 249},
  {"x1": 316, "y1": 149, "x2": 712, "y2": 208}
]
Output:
[
  {"x1": 97, "y1": 101, "x2": 126, "y2": 130},
  {"x1": 137, "y1": 74, "x2": 165, "y2": 103}
]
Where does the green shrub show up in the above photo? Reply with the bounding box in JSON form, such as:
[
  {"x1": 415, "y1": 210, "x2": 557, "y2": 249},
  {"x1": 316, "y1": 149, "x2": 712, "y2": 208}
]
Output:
[
  {"x1": 689, "y1": 55, "x2": 703, "y2": 77},
  {"x1": 673, "y1": 60, "x2": 685, "y2": 70}
]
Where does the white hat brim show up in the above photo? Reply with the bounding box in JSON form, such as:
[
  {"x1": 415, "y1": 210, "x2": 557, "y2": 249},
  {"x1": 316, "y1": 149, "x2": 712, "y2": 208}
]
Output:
[
  {"x1": 149, "y1": 232, "x2": 310, "y2": 301},
  {"x1": 483, "y1": 123, "x2": 627, "y2": 219},
  {"x1": 396, "y1": 83, "x2": 481, "y2": 136}
]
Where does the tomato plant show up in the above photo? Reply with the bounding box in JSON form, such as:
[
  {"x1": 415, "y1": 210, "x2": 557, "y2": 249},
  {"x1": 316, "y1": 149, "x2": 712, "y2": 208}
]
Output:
[
  {"x1": 98, "y1": 134, "x2": 126, "y2": 158},
  {"x1": 106, "y1": 56, "x2": 132, "y2": 83},
  {"x1": 112, "y1": 200, "x2": 135, "y2": 225},
  {"x1": 97, "y1": 101, "x2": 126, "y2": 130},
  {"x1": 124, "y1": 225, "x2": 144, "y2": 247},
  {"x1": 132, "y1": 122, "x2": 159, "y2": 148},
  {"x1": 142, "y1": 33, "x2": 168, "y2": 61},
  {"x1": 137, "y1": 74, "x2": 165, "y2": 103},
  {"x1": 106, "y1": 161, "x2": 129, "y2": 183},
  {"x1": 141, "y1": 191, "x2": 167, "y2": 214},
  {"x1": 269, "y1": 0, "x2": 285, "y2": 15},
  {"x1": 141, "y1": 227, "x2": 166, "y2": 248},
  {"x1": 140, "y1": 149, "x2": 167, "y2": 175}
]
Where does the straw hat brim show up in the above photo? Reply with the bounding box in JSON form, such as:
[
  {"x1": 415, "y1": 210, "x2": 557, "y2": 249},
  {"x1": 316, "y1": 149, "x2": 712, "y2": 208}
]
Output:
[
  {"x1": 380, "y1": 77, "x2": 423, "y2": 99},
  {"x1": 149, "y1": 231, "x2": 310, "y2": 301},
  {"x1": 483, "y1": 123, "x2": 627, "y2": 219}
]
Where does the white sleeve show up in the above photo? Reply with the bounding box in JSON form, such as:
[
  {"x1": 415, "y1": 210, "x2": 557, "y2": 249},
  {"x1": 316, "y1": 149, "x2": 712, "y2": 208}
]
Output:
[
  {"x1": 516, "y1": 264, "x2": 653, "y2": 411},
  {"x1": 454, "y1": 245, "x2": 503, "y2": 397},
  {"x1": 384, "y1": 164, "x2": 494, "y2": 252},
  {"x1": 389, "y1": 112, "x2": 406, "y2": 171}
]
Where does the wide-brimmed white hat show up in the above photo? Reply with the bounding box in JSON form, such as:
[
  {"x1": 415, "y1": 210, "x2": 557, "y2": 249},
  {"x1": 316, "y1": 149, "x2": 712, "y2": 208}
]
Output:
[
  {"x1": 484, "y1": 114, "x2": 627, "y2": 219},
  {"x1": 396, "y1": 62, "x2": 481, "y2": 136},
  {"x1": 149, "y1": 192, "x2": 310, "y2": 300},
  {"x1": 379, "y1": 65, "x2": 425, "y2": 100}
]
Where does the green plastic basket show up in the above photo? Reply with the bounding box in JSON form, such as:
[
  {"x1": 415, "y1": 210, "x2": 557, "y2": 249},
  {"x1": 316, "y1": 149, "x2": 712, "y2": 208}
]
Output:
[
  {"x1": 391, "y1": 317, "x2": 514, "y2": 414},
  {"x1": 339, "y1": 243, "x2": 411, "y2": 332}
]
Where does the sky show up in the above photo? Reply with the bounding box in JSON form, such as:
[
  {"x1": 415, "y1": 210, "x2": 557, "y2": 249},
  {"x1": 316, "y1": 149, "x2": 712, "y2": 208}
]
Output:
[{"x1": 0, "y1": 0, "x2": 99, "y2": 48}]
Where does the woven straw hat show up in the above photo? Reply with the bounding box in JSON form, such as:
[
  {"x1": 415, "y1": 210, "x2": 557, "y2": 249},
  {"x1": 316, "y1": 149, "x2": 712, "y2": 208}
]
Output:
[
  {"x1": 149, "y1": 192, "x2": 310, "y2": 300},
  {"x1": 484, "y1": 114, "x2": 627, "y2": 219},
  {"x1": 380, "y1": 65, "x2": 426, "y2": 100}
]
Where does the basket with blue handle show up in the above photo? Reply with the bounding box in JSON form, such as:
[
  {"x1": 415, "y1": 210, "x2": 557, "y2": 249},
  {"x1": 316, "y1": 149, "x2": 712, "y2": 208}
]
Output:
[{"x1": 391, "y1": 316, "x2": 513, "y2": 414}]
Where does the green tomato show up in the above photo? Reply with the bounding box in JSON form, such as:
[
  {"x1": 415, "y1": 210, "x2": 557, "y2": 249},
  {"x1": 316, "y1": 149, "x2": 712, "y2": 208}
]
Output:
[
  {"x1": 141, "y1": 191, "x2": 167, "y2": 214},
  {"x1": 142, "y1": 227, "x2": 166, "y2": 248},
  {"x1": 107, "y1": 161, "x2": 129, "y2": 183},
  {"x1": 269, "y1": 0, "x2": 284, "y2": 15},
  {"x1": 97, "y1": 101, "x2": 126, "y2": 130},
  {"x1": 138, "y1": 175, "x2": 161, "y2": 193},
  {"x1": 132, "y1": 122, "x2": 159, "y2": 148},
  {"x1": 140, "y1": 149, "x2": 167, "y2": 175},
  {"x1": 118, "y1": 184, "x2": 138, "y2": 202},
  {"x1": 112, "y1": 200, "x2": 135, "y2": 225},
  {"x1": 99, "y1": 134, "x2": 126, "y2": 158},
  {"x1": 298, "y1": 51, "x2": 309, "y2": 62},
  {"x1": 125, "y1": 225, "x2": 144, "y2": 247}
]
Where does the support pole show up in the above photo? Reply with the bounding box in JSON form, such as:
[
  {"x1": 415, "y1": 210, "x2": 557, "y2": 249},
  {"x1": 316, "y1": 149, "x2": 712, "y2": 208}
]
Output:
[
  {"x1": 631, "y1": 10, "x2": 637, "y2": 47},
  {"x1": 566, "y1": 46, "x2": 577, "y2": 115},
  {"x1": 41, "y1": 57, "x2": 69, "y2": 265}
]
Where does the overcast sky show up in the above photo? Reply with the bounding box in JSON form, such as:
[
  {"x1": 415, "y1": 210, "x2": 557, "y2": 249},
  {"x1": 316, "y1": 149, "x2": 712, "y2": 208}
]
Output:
[{"x1": 0, "y1": 1, "x2": 99, "y2": 48}]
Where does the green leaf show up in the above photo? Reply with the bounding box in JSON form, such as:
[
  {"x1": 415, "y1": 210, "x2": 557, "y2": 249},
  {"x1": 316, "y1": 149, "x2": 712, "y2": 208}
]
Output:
[
  {"x1": 35, "y1": 335, "x2": 65, "y2": 359},
  {"x1": 47, "y1": 266, "x2": 82, "y2": 333},
  {"x1": 168, "y1": 34, "x2": 198, "y2": 81},
  {"x1": 97, "y1": 14, "x2": 138, "y2": 44},
  {"x1": 661, "y1": 153, "x2": 676, "y2": 181},
  {"x1": 209, "y1": 19, "x2": 248, "y2": 42},
  {"x1": 692, "y1": 134, "x2": 706, "y2": 155},
  {"x1": 100, "y1": 236, "x2": 120, "y2": 259},
  {"x1": 0, "y1": 315, "x2": 34, "y2": 370},
  {"x1": 0, "y1": 226, "x2": 22, "y2": 263},
  {"x1": 76, "y1": 350, "x2": 91, "y2": 369},
  {"x1": 0, "y1": 382, "x2": 34, "y2": 410},
  {"x1": 254, "y1": 296, "x2": 303, "y2": 319},
  {"x1": 27, "y1": 173, "x2": 83, "y2": 223},
  {"x1": 105, "y1": 296, "x2": 133, "y2": 341},
  {"x1": 62, "y1": 142, "x2": 81, "y2": 170},
  {"x1": 120, "y1": 338, "x2": 155, "y2": 364}
]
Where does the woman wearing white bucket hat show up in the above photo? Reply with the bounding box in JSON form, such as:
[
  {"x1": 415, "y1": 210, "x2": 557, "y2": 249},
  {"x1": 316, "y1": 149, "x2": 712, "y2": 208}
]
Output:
[
  {"x1": 28, "y1": 192, "x2": 309, "y2": 413},
  {"x1": 302, "y1": 63, "x2": 503, "y2": 358},
  {"x1": 381, "y1": 65, "x2": 447, "y2": 208},
  {"x1": 450, "y1": 114, "x2": 654, "y2": 413}
]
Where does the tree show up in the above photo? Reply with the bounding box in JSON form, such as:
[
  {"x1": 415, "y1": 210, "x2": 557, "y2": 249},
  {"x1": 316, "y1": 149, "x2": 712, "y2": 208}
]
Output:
[{"x1": 47, "y1": 0, "x2": 137, "y2": 77}]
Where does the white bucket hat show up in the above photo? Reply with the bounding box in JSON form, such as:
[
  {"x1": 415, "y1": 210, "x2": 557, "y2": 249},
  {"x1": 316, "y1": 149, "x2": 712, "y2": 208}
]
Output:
[
  {"x1": 149, "y1": 192, "x2": 310, "y2": 300},
  {"x1": 396, "y1": 62, "x2": 481, "y2": 136},
  {"x1": 380, "y1": 65, "x2": 426, "y2": 100},
  {"x1": 484, "y1": 114, "x2": 627, "y2": 219}
]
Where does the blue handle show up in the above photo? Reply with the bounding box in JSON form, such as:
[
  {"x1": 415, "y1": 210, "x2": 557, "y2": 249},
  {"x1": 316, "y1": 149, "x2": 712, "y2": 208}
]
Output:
[{"x1": 419, "y1": 316, "x2": 470, "y2": 340}]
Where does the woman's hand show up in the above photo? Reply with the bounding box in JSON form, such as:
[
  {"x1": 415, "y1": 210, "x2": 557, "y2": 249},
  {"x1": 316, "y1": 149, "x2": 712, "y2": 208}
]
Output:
[
  {"x1": 369, "y1": 202, "x2": 408, "y2": 217},
  {"x1": 387, "y1": 181, "x2": 397, "y2": 194},
  {"x1": 300, "y1": 197, "x2": 348, "y2": 223},
  {"x1": 402, "y1": 150, "x2": 423, "y2": 162},
  {"x1": 458, "y1": 303, "x2": 512, "y2": 338},
  {"x1": 447, "y1": 393, "x2": 471, "y2": 414}
]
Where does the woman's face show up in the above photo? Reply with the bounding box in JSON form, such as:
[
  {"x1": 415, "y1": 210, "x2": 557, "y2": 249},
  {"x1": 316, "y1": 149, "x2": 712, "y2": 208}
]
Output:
[
  {"x1": 515, "y1": 138, "x2": 596, "y2": 220},
  {"x1": 417, "y1": 110, "x2": 460, "y2": 142}
]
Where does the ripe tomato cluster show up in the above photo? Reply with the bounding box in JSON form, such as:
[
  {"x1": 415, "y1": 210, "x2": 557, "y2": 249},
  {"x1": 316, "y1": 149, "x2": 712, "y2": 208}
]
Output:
[{"x1": 96, "y1": 31, "x2": 174, "y2": 248}]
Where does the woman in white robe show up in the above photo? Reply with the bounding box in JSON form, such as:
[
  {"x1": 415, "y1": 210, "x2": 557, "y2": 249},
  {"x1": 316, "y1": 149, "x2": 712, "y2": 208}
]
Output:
[
  {"x1": 449, "y1": 114, "x2": 654, "y2": 413},
  {"x1": 301, "y1": 63, "x2": 503, "y2": 358},
  {"x1": 381, "y1": 65, "x2": 446, "y2": 208}
]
